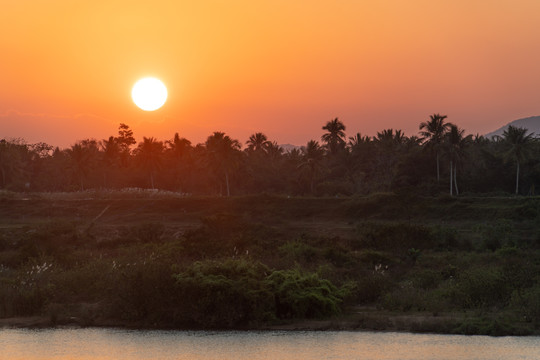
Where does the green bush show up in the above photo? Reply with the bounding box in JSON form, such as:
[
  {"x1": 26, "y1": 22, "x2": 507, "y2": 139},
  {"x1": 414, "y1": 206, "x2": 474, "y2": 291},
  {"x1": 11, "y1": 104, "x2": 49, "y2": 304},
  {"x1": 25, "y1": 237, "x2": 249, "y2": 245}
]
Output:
[
  {"x1": 453, "y1": 268, "x2": 510, "y2": 308},
  {"x1": 112, "y1": 260, "x2": 178, "y2": 322},
  {"x1": 174, "y1": 259, "x2": 274, "y2": 327},
  {"x1": 173, "y1": 261, "x2": 348, "y2": 327},
  {"x1": 266, "y1": 268, "x2": 347, "y2": 319}
]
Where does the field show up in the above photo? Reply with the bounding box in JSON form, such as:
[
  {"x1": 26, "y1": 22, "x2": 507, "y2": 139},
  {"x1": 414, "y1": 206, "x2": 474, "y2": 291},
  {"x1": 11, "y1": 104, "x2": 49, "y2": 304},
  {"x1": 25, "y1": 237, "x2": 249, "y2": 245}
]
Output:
[{"x1": 1, "y1": 190, "x2": 539, "y2": 335}]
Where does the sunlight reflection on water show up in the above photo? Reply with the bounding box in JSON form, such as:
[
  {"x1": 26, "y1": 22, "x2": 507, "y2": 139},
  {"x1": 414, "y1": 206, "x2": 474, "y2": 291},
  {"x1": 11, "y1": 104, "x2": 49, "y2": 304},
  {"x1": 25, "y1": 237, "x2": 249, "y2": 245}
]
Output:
[{"x1": 0, "y1": 328, "x2": 539, "y2": 360}]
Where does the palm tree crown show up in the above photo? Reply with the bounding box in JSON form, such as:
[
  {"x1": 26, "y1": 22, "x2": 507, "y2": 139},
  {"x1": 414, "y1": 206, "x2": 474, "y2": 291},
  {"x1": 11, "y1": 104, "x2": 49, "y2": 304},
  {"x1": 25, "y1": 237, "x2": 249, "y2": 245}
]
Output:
[
  {"x1": 246, "y1": 132, "x2": 271, "y2": 152},
  {"x1": 419, "y1": 113, "x2": 452, "y2": 182},
  {"x1": 321, "y1": 118, "x2": 346, "y2": 155}
]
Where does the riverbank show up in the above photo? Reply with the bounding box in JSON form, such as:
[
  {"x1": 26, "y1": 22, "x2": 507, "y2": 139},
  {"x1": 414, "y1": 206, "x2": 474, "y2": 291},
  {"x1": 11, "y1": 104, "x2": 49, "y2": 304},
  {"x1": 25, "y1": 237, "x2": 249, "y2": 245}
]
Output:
[
  {"x1": 0, "y1": 308, "x2": 536, "y2": 336},
  {"x1": 1, "y1": 193, "x2": 539, "y2": 336}
]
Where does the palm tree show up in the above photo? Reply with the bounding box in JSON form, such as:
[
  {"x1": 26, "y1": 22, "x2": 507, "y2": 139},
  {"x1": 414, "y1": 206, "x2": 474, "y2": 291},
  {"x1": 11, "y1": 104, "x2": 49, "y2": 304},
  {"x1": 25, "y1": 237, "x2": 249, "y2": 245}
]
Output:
[
  {"x1": 100, "y1": 136, "x2": 120, "y2": 188},
  {"x1": 321, "y1": 118, "x2": 346, "y2": 155},
  {"x1": 347, "y1": 133, "x2": 370, "y2": 149},
  {"x1": 501, "y1": 125, "x2": 535, "y2": 195},
  {"x1": 166, "y1": 133, "x2": 192, "y2": 192},
  {"x1": 419, "y1": 114, "x2": 452, "y2": 182},
  {"x1": 67, "y1": 139, "x2": 99, "y2": 190},
  {"x1": 167, "y1": 133, "x2": 192, "y2": 157},
  {"x1": 135, "y1": 137, "x2": 164, "y2": 189},
  {"x1": 205, "y1": 132, "x2": 242, "y2": 196},
  {"x1": 444, "y1": 125, "x2": 471, "y2": 195},
  {"x1": 372, "y1": 129, "x2": 406, "y2": 191},
  {"x1": 374, "y1": 129, "x2": 406, "y2": 146},
  {"x1": 298, "y1": 140, "x2": 325, "y2": 194},
  {"x1": 246, "y1": 132, "x2": 271, "y2": 152}
]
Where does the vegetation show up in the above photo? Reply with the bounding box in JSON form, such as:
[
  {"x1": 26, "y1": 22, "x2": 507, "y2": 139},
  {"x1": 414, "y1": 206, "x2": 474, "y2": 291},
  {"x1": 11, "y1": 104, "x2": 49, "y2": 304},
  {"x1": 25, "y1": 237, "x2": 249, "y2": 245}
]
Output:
[
  {"x1": 1, "y1": 116, "x2": 540, "y2": 334},
  {"x1": 1, "y1": 115, "x2": 540, "y2": 196},
  {"x1": 0, "y1": 194, "x2": 539, "y2": 335}
]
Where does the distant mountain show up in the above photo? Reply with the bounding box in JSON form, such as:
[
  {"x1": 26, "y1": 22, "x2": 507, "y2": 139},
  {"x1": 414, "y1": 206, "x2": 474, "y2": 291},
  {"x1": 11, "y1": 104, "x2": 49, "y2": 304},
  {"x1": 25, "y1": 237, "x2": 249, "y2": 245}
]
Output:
[
  {"x1": 279, "y1": 143, "x2": 302, "y2": 153},
  {"x1": 485, "y1": 116, "x2": 540, "y2": 139}
]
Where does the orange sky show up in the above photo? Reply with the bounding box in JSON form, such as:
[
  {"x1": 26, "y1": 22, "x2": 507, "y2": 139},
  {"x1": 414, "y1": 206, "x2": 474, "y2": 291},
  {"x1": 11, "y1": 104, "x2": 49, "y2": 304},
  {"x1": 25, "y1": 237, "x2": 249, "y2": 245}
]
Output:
[{"x1": 2, "y1": 0, "x2": 540, "y2": 148}]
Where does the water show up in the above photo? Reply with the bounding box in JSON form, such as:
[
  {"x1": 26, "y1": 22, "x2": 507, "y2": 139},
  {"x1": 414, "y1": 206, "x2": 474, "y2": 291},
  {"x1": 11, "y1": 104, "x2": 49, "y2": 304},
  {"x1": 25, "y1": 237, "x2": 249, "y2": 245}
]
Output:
[{"x1": 0, "y1": 328, "x2": 539, "y2": 360}]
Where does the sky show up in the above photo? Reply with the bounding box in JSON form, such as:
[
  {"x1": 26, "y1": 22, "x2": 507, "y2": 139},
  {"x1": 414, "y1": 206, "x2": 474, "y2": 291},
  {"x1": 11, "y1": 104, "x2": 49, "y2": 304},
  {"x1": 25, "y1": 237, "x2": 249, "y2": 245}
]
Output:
[{"x1": 2, "y1": 0, "x2": 540, "y2": 148}]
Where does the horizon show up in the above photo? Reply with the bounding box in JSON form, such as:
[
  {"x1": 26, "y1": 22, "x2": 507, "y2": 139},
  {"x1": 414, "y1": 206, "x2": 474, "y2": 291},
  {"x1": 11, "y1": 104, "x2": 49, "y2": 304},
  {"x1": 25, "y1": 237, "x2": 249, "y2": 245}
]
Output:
[
  {"x1": 3, "y1": 1, "x2": 540, "y2": 148},
  {"x1": 2, "y1": 113, "x2": 539, "y2": 150}
]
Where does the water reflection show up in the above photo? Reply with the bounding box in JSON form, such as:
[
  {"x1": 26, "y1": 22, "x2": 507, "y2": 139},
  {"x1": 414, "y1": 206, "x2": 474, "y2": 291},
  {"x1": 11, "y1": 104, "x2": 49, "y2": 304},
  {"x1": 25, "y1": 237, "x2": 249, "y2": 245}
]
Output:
[{"x1": 0, "y1": 328, "x2": 539, "y2": 360}]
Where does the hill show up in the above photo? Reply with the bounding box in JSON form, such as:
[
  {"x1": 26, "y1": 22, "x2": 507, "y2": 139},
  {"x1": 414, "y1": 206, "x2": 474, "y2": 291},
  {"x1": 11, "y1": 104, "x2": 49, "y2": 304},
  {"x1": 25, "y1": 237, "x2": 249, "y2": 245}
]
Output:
[{"x1": 485, "y1": 115, "x2": 540, "y2": 138}]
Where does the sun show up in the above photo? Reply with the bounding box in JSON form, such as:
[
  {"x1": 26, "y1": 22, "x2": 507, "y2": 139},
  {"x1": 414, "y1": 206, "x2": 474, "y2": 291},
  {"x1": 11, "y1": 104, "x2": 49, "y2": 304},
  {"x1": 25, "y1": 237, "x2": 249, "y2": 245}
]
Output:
[{"x1": 131, "y1": 77, "x2": 168, "y2": 111}]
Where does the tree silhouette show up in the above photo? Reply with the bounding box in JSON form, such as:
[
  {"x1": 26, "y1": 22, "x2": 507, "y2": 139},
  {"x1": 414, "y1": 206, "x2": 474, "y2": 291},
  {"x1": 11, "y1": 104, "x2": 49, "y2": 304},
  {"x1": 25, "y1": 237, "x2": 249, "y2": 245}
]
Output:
[
  {"x1": 5, "y1": 117, "x2": 540, "y2": 196},
  {"x1": 205, "y1": 132, "x2": 242, "y2": 196},
  {"x1": 100, "y1": 136, "x2": 121, "y2": 188},
  {"x1": 347, "y1": 133, "x2": 370, "y2": 149},
  {"x1": 419, "y1": 114, "x2": 452, "y2": 182},
  {"x1": 117, "y1": 123, "x2": 136, "y2": 167},
  {"x1": 321, "y1": 118, "x2": 346, "y2": 155},
  {"x1": 246, "y1": 132, "x2": 271, "y2": 153},
  {"x1": 166, "y1": 133, "x2": 192, "y2": 192},
  {"x1": 500, "y1": 125, "x2": 535, "y2": 195},
  {"x1": 135, "y1": 137, "x2": 164, "y2": 189},
  {"x1": 299, "y1": 140, "x2": 325, "y2": 194},
  {"x1": 0, "y1": 139, "x2": 32, "y2": 190},
  {"x1": 444, "y1": 125, "x2": 471, "y2": 195},
  {"x1": 373, "y1": 129, "x2": 406, "y2": 191},
  {"x1": 67, "y1": 139, "x2": 99, "y2": 191}
]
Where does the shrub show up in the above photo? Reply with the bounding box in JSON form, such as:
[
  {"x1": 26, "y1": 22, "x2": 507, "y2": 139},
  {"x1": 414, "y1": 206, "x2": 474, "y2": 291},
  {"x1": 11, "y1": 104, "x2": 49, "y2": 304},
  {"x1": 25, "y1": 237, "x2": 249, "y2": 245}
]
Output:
[
  {"x1": 113, "y1": 261, "x2": 178, "y2": 322},
  {"x1": 174, "y1": 259, "x2": 274, "y2": 327},
  {"x1": 453, "y1": 268, "x2": 510, "y2": 308},
  {"x1": 173, "y1": 261, "x2": 349, "y2": 327},
  {"x1": 266, "y1": 268, "x2": 348, "y2": 319}
]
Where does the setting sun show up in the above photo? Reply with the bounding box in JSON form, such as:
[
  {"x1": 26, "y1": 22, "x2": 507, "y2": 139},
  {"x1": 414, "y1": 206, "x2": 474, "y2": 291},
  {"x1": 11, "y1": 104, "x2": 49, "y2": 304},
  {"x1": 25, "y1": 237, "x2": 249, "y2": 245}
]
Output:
[{"x1": 131, "y1": 77, "x2": 168, "y2": 111}]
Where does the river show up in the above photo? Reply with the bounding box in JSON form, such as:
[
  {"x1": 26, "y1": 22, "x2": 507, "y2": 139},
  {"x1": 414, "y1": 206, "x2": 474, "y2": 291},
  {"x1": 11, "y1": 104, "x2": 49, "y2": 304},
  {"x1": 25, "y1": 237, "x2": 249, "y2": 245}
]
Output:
[{"x1": 0, "y1": 328, "x2": 539, "y2": 360}]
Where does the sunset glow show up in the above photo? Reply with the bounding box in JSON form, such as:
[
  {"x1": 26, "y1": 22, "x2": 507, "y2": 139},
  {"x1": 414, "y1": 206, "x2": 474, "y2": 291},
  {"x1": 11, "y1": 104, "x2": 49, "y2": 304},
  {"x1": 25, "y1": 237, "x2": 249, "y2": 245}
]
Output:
[{"x1": 2, "y1": 1, "x2": 540, "y2": 147}]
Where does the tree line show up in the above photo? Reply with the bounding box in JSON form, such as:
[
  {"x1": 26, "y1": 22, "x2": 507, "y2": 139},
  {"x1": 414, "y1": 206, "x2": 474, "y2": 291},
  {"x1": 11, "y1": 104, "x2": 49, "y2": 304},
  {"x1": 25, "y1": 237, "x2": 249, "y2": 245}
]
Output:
[{"x1": 1, "y1": 115, "x2": 539, "y2": 196}]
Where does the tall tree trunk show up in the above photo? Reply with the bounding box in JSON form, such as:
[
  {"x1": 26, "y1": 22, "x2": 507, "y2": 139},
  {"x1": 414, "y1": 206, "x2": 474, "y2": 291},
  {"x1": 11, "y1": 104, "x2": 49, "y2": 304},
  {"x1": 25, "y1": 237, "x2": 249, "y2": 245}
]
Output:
[
  {"x1": 225, "y1": 171, "x2": 230, "y2": 197},
  {"x1": 436, "y1": 152, "x2": 440, "y2": 182},
  {"x1": 449, "y1": 161, "x2": 453, "y2": 196},
  {"x1": 454, "y1": 163, "x2": 459, "y2": 195},
  {"x1": 515, "y1": 161, "x2": 520, "y2": 195}
]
